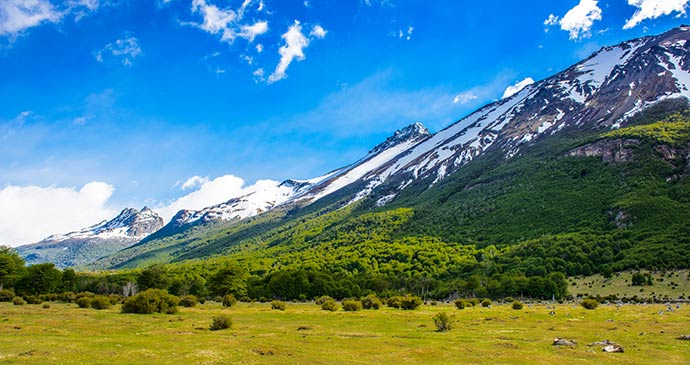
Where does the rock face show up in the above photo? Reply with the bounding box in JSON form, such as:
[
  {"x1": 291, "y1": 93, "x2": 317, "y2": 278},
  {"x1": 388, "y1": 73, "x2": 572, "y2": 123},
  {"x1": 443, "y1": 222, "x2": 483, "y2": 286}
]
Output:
[
  {"x1": 17, "y1": 207, "x2": 164, "y2": 268},
  {"x1": 567, "y1": 139, "x2": 641, "y2": 162}
]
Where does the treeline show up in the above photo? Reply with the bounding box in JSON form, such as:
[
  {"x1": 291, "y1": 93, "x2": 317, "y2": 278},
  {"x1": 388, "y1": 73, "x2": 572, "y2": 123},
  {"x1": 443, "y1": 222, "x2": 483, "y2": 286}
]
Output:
[{"x1": 1, "y1": 247, "x2": 567, "y2": 301}]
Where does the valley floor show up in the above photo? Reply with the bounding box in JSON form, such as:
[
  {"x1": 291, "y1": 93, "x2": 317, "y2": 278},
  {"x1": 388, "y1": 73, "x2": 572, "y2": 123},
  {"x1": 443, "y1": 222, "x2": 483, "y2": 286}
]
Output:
[{"x1": 1, "y1": 301, "x2": 689, "y2": 364}]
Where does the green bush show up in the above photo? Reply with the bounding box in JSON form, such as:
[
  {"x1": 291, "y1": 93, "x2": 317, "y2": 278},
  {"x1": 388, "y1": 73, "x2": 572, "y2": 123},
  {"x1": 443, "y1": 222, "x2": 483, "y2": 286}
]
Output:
[
  {"x1": 433, "y1": 312, "x2": 456, "y2": 332},
  {"x1": 121, "y1": 289, "x2": 179, "y2": 314},
  {"x1": 12, "y1": 296, "x2": 26, "y2": 305},
  {"x1": 321, "y1": 299, "x2": 340, "y2": 312},
  {"x1": 222, "y1": 294, "x2": 237, "y2": 308},
  {"x1": 481, "y1": 299, "x2": 492, "y2": 308},
  {"x1": 90, "y1": 296, "x2": 112, "y2": 310},
  {"x1": 271, "y1": 300, "x2": 287, "y2": 311},
  {"x1": 467, "y1": 298, "x2": 479, "y2": 307},
  {"x1": 454, "y1": 299, "x2": 467, "y2": 309},
  {"x1": 76, "y1": 297, "x2": 92, "y2": 308},
  {"x1": 59, "y1": 292, "x2": 77, "y2": 303},
  {"x1": 511, "y1": 301, "x2": 524, "y2": 310},
  {"x1": 179, "y1": 295, "x2": 198, "y2": 308},
  {"x1": 0, "y1": 289, "x2": 15, "y2": 302},
  {"x1": 42, "y1": 303, "x2": 50, "y2": 309},
  {"x1": 25, "y1": 295, "x2": 43, "y2": 304},
  {"x1": 581, "y1": 298, "x2": 599, "y2": 310},
  {"x1": 315, "y1": 295, "x2": 333, "y2": 305},
  {"x1": 361, "y1": 294, "x2": 382, "y2": 310},
  {"x1": 388, "y1": 295, "x2": 423, "y2": 310},
  {"x1": 209, "y1": 315, "x2": 232, "y2": 331},
  {"x1": 342, "y1": 300, "x2": 362, "y2": 311}
]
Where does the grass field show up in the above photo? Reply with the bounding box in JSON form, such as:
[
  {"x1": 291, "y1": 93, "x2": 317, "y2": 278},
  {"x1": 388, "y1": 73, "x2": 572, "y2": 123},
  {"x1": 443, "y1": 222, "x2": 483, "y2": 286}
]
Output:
[
  {"x1": 569, "y1": 270, "x2": 690, "y2": 300},
  {"x1": 1, "y1": 300, "x2": 689, "y2": 364}
]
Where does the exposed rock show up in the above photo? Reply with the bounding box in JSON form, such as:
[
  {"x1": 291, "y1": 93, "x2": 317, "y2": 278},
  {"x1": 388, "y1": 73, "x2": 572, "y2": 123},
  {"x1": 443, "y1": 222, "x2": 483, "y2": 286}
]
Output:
[
  {"x1": 552, "y1": 338, "x2": 577, "y2": 346},
  {"x1": 602, "y1": 344, "x2": 624, "y2": 353},
  {"x1": 567, "y1": 139, "x2": 640, "y2": 162},
  {"x1": 678, "y1": 334, "x2": 690, "y2": 340}
]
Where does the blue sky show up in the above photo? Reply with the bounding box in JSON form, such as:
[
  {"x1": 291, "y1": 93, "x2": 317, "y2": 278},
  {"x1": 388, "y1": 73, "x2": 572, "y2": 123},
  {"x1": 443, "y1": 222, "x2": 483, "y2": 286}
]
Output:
[{"x1": 1, "y1": 0, "x2": 690, "y2": 245}]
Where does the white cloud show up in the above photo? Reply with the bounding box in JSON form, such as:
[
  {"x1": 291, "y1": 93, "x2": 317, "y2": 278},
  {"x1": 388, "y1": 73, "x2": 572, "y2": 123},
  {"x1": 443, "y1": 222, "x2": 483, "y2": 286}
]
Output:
[
  {"x1": 256, "y1": 43, "x2": 263, "y2": 52},
  {"x1": 0, "y1": 0, "x2": 105, "y2": 39},
  {"x1": 240, "y1": 21, "x2": 268, "y2": 42},
  {"x1": 157, "y1": 174, "x2": 280, "y2": 221},
  {"x1": 502, "y1": 77, "x2": 535, "y2": 99},
  {"x1": 268, "y1": 20, "x2": 310, "y2": 83},
  {"x1": 189, "y1": 0, "x2": 267, "y2": 44},
  {"x1": 0, "y1": 0, "x2": 62, "y2": 37},
  {"x1": 180, "y1": 175, "x2": 210, "y2": 190},
  {"x1": 545, "y1": 0, "x2": 602, "y2": 40},
  {"x1": 310, "y1": 24, "x2": 327, "y2": 39},
  {"x1": 624, "y1": 0, "x2": 689, "y2": 29},
  {"x1": 398, "y1": 26, "x2": 414, "y2": 41},
  {"x1": 0, "y1": 182, "x2": 115, "y2": 246},
  {"x1": 95, "y1": 36, "x2": 142, "y2": 66},
  {"x1": 453, "y1": 92, "x2": 477, "y2": 104}
]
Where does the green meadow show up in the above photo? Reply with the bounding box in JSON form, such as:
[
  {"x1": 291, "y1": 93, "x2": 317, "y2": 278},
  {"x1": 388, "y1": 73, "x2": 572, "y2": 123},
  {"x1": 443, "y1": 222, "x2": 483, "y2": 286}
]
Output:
[{"x1": 1, "y1": 301, "x2": 689, "y2": 364}]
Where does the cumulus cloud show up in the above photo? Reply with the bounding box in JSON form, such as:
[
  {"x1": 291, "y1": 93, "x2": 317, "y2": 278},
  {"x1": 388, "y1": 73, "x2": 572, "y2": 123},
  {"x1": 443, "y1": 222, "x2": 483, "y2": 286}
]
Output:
[
  {"x1": 0, "y1": 182, "x2": 116, "y2": 246},
  {"x1": 545, "y1": 0, "x2": 602, "y2": 40},
  {"x1": 189, "y1": 0, "x2": 267, "y2": 44},
  {"x1": 179, "y1": 175, "x2": 210, "y2": 190},
  {"x1": 268, "y1": 20, "x2": 310, "y2": 83},
  {"x1": 502, "y1": 77, "x2": 535, "y2": 99},
  {"x1": 310, "y1": 24, "x2": 327, "y2": 39},
  {"x1": 624, "y1": 0, "x2": 689, "y2": 29},
  {"x1": 94, "y1": 36, "x2": 142, "y2": 66},
  {"x1": 453, "y1": 92, "x2": 478, "y2": 104},
  {"x1": 0, "y1": 0, "x2": 62, "y2": 37},
  {"x1": 157, "y1": 174, "x2": 280, "y2": 221},
  {"x1": 0, "y1": 0, "x2": 105, "y2": 39}
]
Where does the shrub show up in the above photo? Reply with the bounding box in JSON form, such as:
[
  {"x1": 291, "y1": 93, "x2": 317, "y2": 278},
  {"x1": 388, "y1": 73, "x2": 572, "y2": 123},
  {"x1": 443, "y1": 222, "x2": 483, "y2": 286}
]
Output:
[
  {"x1": 361, "y1": 294, "x2": 382, "y2": 310},
  {"x1": 121, "y1": 289, "x2": 179, "y2": 314},
  {"x1": 271, "y1": 300, "x2": 287, "y2": 311},
  {"x1": 76, "y1": 297, "x2": 92, "y2": 308},
  {"x1": 42, "y1": 303, "x2": 50, "y2": 309},
  {"x1": 90, "y1": 296, "x2": 112, "y2": 310},
  {"x1": 511, "y1": 301, "x2": 524, "y2": 310},
  {"x1": 581, "y1": 298, "x2": 599, "y2": 310},
  {"x1": 12, "y1": 296, "x2": 26, "y2": 305},
  {"x1": 0, "y1": 289, "x2": 15, "y2": 302},
  {"x1": 209, "y1": 315, "x2": 232, "y2": 331},
  {"x1": 222, "y1": 294, "x2": 237, "y2": 308},
  {"x1": 315, "y1": 295, "x2": 333, "y2": 305},
  {"x1": 433, "y1": 312, "x2": 456, "y2": 332},
  {"x1": 454, "y1": 299, "x2": 467, "y2": 309},
  {"x1": 59, "y1": 292, "x2": 77, "y2": 303},
  {"x1": 321, "y1": 299, "x2": 340, "y2": 312},
  {"x1": 25, "y1": 296, "x2": 43, "y2": 304},
  {"x1": 388, "y1": 295, "x2": 423, "y2": 310},
  {"x1": 481, "y1": 299, "x2": 492, "y2": 308},
  {"x1": 342, "y1": 300, "x2": 362, "y2": 312},
  {"x1": 179, "y1": 295, "x2": 198, "y2": 308},
  {"x1": 467, "y1": 298, "x2": 479, "y2": 307}
]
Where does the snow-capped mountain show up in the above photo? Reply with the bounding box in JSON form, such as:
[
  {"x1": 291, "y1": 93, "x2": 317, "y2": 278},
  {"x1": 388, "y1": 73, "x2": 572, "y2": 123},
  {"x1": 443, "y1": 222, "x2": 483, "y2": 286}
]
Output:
[
  {"x1": 159, "y1": 123, "x2": 430, "y2": 230},
  {"x1": 315, "y1": 26, "x2": 690, "y2": 203},
  {"x1": 17, "y1": 207, "x2": 164, "y2": 268},
  {"x1": 110, "y1": 26, "x2": 690, "y2": 246}
]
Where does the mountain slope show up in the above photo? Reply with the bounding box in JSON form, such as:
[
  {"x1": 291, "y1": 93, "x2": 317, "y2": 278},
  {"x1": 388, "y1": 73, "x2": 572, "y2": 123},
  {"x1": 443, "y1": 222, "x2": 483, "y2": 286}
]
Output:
[
  {"x1": 92, "y1": 27, "x2": 690, "y2": 275},
  {"x1": 17, "y1": 207, "x2": 164, "y2": 268}
]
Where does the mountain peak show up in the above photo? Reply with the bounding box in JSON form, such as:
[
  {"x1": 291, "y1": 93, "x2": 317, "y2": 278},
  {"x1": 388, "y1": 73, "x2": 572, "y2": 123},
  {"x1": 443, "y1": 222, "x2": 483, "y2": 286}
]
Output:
[{"x1": 369, "y1": 122, "x2": 430, "y2": 155}]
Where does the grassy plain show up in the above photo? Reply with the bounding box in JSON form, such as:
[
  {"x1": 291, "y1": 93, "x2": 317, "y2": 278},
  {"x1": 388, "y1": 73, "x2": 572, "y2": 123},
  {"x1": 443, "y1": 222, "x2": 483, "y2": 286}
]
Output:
[
  {"x1": 569, "y1": 270, "x2": 690, "y2": 299},
  {"x1": 1, "y1": 300, "x2": 689, "y2": 364}
]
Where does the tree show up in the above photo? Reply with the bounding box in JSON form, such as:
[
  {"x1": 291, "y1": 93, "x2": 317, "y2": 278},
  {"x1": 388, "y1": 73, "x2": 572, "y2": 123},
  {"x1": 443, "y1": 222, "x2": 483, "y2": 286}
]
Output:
[
  {"x1": 137, "y1": 265, "x2": 170, "y2": 291},
  {"x1": 16, "y1": 263, "x2": 62, "y2": 295},
  {"x1": 61, "y1": 268, "x2": 79, "y2": 292},
  {"x1": 208, "y1": 264, "x2": 248, "y2": 297},
  {"x1": 0, "y1": 246, "x2": 25, "y2": 290}
]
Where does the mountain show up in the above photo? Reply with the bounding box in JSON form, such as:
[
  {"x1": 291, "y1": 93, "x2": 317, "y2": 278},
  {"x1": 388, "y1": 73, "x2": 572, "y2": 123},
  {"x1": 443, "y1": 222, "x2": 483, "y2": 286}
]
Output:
[
  {"x1": 17, "y1": 207, "x2": 164, "y2": 268},
  {"x1": 90, "y1": 26, "x2": 690, "y2": 275}
]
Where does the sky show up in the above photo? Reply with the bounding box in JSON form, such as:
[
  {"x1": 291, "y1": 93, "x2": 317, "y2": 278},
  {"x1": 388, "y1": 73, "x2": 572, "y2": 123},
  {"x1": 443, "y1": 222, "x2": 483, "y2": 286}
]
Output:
[{"x1": 1, "y1": 0, "x2": 690, "y2": 246}]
